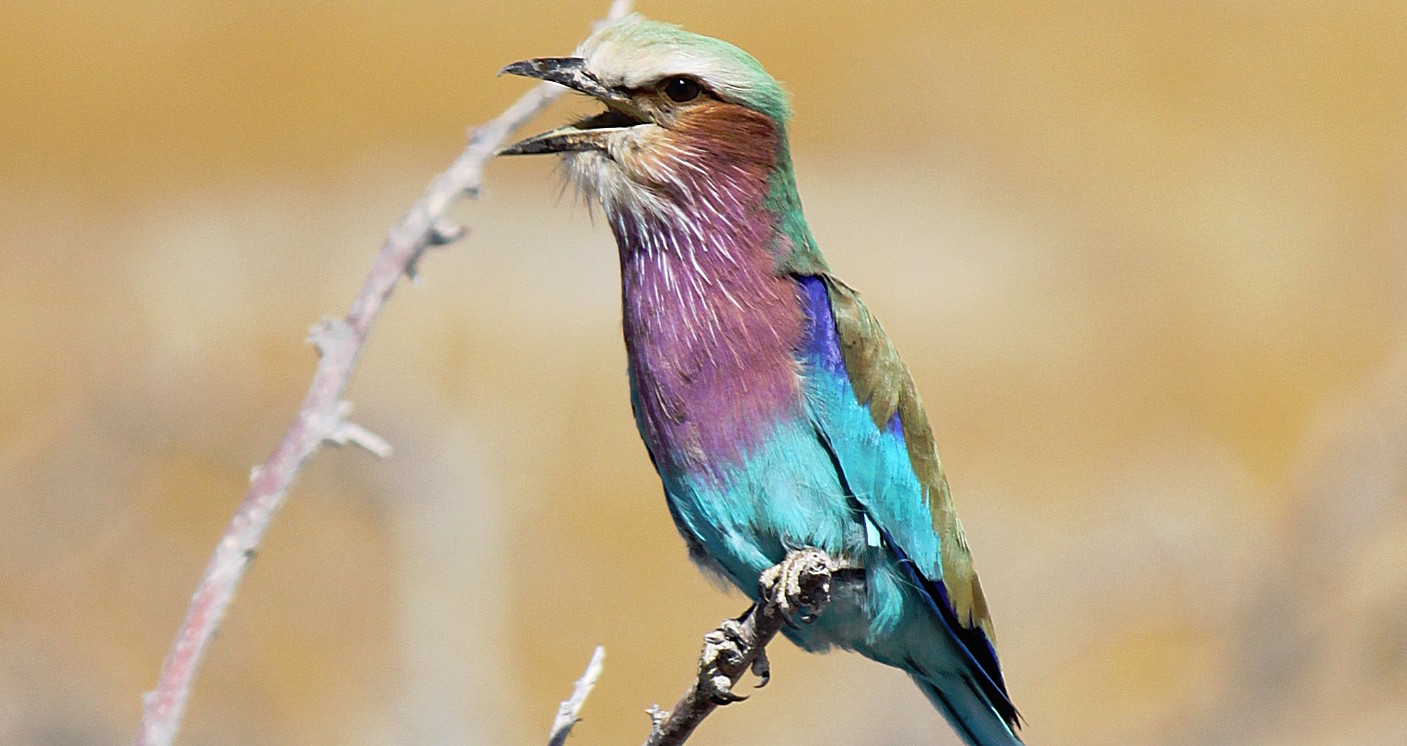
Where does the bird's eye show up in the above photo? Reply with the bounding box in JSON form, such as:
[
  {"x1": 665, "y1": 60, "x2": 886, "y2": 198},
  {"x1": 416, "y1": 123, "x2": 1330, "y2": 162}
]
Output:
[{"x1": 662, "y1": 77, "x2": 702, "y2": 103}]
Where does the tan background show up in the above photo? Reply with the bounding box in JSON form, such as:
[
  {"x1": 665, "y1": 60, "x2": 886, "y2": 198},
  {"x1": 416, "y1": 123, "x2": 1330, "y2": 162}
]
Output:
[{"x1": 4, "y1": 2, "x2": 1406, "y2": 744}]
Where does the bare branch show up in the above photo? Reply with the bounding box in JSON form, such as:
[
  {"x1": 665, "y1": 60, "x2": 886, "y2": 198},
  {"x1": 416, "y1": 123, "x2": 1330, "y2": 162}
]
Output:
[
  {"x1": 644, "y1": 549, "x2": 837, "y2": 746},
  {"x1": 133, "y1": 4, "x2": 634, "y2": 745},
  {"x1": 547, "y1": 646, "x2": 607, "y2": 746},
  {"x1": 325, "y1": 409, "x2": 393, "y2": 458}
]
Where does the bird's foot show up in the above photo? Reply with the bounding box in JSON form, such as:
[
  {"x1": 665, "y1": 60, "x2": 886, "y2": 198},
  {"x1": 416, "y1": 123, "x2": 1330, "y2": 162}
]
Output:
[
  {"x1": 697, "y1": 619, "x2": 751, "y2": 705},
  {"x1": 758, "y1": 547, "x2": 835, "y2": 624},
  {"x1": 690, "y1": 550, "x2": 836, "y2": 706},
  {"x1": 750, "y1": 644, "x2": 771, "y2": 688}
]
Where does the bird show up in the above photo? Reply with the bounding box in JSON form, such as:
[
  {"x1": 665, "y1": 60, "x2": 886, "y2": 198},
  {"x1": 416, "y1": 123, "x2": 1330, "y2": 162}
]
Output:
[{"x1": 499, "y1": 15, "x2": 1021, "y2": 745}]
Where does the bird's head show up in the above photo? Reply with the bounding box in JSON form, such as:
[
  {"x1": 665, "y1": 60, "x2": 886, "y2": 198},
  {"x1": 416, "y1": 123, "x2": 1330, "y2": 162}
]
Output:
[{"x1": 498, "y1": 15, "x2": 797, "y2": 226}]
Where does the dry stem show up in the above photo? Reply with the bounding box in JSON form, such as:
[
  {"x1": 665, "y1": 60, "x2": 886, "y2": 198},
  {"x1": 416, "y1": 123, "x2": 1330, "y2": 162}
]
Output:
[
  {"x1": 134, "y1": 3, "x2": 633, "y2": 744},
  {"x1": 548, "y1": 646, "x2": 607, "y2": 746}
]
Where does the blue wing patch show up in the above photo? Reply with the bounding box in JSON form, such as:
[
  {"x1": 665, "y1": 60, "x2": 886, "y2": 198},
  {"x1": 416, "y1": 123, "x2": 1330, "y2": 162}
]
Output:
[{"x1": 796, "y1": 274, "x2": 1018, "y2": 727}]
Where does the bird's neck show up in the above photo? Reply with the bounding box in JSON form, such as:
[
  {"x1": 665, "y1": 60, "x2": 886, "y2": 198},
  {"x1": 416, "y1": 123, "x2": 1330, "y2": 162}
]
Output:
[{"x1": 609, "y1": 180, "x2": 808, "y2": 474}]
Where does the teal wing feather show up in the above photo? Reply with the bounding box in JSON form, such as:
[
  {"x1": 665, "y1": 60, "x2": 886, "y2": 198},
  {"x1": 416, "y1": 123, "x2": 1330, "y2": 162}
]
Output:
[{"x1": 797, "y1": 273, "x2": 1017, "y2": 728}]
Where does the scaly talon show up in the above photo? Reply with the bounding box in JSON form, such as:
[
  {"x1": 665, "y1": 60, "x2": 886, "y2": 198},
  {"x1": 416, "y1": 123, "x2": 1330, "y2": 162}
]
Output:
[
  {"x1": 698, "y1": 618, "x2": 752, "y2": 705},
  {"x1": 750, "y1": 647, "x2": 771, "y2": 688},
  {"x1": 708, "y1": 678, "x2": 749, "y2": 706},
  {"x1": 760, "y1": 548, "x2": 835, "y2": 623},
  {"x1": 717, "y1": 618, "x2": 747, "y2": 644}
]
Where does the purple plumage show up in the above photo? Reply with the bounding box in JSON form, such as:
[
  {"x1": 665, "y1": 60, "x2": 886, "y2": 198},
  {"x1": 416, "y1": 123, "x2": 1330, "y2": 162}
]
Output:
[{"x1": 607, "y1": 149, "x2": 804, "y2": 479}]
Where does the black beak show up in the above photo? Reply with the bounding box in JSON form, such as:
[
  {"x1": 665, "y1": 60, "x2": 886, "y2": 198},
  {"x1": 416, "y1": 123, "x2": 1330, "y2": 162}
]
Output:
[
  {"x1": 499, "y1": 57, "x2": 618, "y2": 102},
  {"x1": 496, "y1": 124, "x2": 620, "y2": 156},
  {"x1": 497, "y1": 57, "x2": 645, "y2": 157}
]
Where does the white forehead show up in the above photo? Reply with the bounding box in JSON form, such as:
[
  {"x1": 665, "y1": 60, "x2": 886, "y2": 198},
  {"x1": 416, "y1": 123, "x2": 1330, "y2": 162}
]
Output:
[{"x1": 573, "y1": 14, "x2": 785, "y2": 116}]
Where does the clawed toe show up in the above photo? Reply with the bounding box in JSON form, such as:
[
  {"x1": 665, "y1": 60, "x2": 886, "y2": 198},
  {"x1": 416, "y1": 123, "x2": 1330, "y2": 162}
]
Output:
[
  {"x1": 759, "y1": 547, "x2": 835, "y2": 624},
  {"x1": 698, "y1": 618, "x2": 754, "y2": 705},
  {"x1": 706, "y1": 676, "x2": 749, "y2": 706},
  {"x1": 718, "y1": 618, "x2": 747, "y2": 644},
  {"x1": 750, "y1": 647, "x2": 770, "y2": 688}
]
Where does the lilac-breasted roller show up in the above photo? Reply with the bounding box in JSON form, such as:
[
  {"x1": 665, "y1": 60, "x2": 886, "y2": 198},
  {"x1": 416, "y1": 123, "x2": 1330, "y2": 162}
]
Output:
[{"x1": 500, "y1": 16, "x2": 1021, "y2": 745}]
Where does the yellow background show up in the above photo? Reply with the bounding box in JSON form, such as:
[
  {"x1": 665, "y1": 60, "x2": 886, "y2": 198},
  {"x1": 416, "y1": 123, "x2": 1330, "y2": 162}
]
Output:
[{"x1": 3, "y1": 2, "x2": 1406, "y2": 744}]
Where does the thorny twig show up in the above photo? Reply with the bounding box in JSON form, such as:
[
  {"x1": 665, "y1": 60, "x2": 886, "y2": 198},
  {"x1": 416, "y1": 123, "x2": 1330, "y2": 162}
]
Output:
[{"x1": 134, "y1": 3, "x2": 634, "y2": 744}]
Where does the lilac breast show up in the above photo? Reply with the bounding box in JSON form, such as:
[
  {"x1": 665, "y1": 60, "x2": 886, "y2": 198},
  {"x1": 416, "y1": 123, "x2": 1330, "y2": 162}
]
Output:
[{"x1": 612, "y1": 206, "x2": 805, "y2": 477}]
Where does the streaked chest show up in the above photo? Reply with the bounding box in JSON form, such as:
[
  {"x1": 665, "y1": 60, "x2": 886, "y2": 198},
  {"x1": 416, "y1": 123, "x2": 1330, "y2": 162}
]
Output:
[{"x1": 615, "y1": 212, "x2": 805, "y2": 474}]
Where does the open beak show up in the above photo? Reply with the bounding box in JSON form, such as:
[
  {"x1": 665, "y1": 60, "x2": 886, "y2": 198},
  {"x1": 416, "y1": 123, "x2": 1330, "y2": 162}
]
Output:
[{"x1": 497, "y1": 57, "x2": 647, "y2": 156}]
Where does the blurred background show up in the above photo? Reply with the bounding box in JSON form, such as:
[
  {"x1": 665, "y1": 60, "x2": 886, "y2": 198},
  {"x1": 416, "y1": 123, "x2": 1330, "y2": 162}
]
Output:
[{"x1": 3, "y1": 1, "x2": 1406, "y2": 744}]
